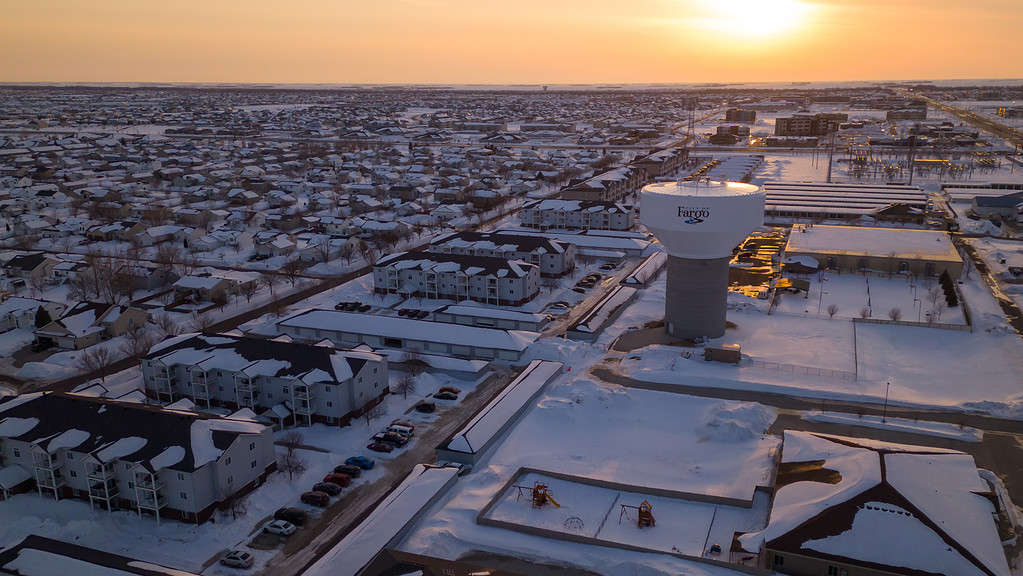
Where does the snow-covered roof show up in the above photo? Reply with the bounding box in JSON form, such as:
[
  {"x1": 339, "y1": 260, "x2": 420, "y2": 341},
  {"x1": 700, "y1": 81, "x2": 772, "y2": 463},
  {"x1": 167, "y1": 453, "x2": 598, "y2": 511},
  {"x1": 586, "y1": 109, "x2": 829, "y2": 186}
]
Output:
[
  {"x1": 304, "y1": 465, "x2": 460, "y2": 576},
  {"x1": 444, "y1": 360, "x2": 562, "y2": 454},
  {"x1": 740, "y1": 431, "x2": 1009, "y2": 576},
  {"x1": 785, "y1": 224, "x2": 962, "y2": 262},
  {"x1": 0, "y1": 392, "x2": 267, "y2": 473},
  {"x1": 278, "y1": 310, "x2": 539, "y2": 352}
]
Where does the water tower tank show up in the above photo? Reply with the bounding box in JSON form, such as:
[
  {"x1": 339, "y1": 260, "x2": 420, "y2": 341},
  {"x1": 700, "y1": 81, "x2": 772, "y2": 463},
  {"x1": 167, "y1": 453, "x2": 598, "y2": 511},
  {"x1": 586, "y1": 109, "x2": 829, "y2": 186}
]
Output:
[{"x1": 640, "y1": 180, "x2": 765, "y2": 339}]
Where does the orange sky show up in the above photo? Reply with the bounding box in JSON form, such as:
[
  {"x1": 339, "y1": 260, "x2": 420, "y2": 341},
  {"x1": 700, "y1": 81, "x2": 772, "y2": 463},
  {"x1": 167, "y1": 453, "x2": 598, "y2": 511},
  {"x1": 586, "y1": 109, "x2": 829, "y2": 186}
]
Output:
[{"x1": 1, "y1": 0, "x2": 1020, "y2": 84}]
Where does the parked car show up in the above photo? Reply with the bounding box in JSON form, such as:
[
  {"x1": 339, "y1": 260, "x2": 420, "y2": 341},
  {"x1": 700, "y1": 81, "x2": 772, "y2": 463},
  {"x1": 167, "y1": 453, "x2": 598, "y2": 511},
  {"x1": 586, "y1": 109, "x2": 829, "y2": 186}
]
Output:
[
  {"x1": 345, "y1": 456, "x2": 374, "y2": 470},
  {"x1": 391, "y1": 419, "x2": 416, "y2": 430},
  {"x1": 367, "y1": 441, "x2": 394, "y2": 453},
  {"x1": 387, "y1": 424, "x2": 414, "y2": 437},
  {"x1": 322, "y1": 473, "x2": 351, "y2": 487},
  {"x1": 274, "y1": 507, "x2": 309, "y2": 526},
  {"x1": 398, "y1": 308, "x2": 409, "y2": 316},
  {"x1": 373, "y1": 432, "x2": 408, "y2": 447},
  {"x1": 414, "y1": 401, "x2": 436, "y2": 413},
  {"x1": 220, "y1": 550, "x2": 254, "y2": 569},
  {"x1": 312, "y1": 482, "x2": 341, "y2": 496},
  {"x1": 264, "y1": 519, "x2": 297, "y2": 536},
  {"x1": 333, "y1": 464, "x2": 362, "y2": 477},
  {"x1": 433, "y1": 390, "x2": 458, "y2": 401},
  {"x1": 300, "y1": 491, "x2": 330, "y2": 507},
  {"x1": 571, "y1": 287, "x2": 586, "y2": 294},
  {"x1": 358, "y1": 304, "x2": 371, "y2": 312},
  {"x1": 437, "y1": 386, "x2": 461, "y2": 395}
]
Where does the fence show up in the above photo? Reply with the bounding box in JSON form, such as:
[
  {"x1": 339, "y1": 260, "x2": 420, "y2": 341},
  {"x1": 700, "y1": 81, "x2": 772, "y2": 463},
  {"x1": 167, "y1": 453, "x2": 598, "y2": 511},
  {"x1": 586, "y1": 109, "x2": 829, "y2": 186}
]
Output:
[
  {"x1": 745, "y1": 357, "x2": 857, "y2": 382},
  {"x1": 851, "y1": 316, "x2": 970, "y2": 332}
]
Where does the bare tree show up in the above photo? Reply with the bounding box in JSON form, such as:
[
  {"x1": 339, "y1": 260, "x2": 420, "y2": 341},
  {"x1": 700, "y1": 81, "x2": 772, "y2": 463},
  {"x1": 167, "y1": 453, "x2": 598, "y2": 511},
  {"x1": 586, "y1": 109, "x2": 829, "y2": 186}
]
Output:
[
  {"x1": 154, "y1": 313, "x2": 180, "y2": 338},
  {"x1": 394, "y1": 372, "x2": 417, "y2": 399},
  {"x1": 241, "y1": 280, "x2": 259, "y2": 303},
  {"x1": 403, "y1": 351, "x2": 428, "y2": 378},
  {"x1": 223, "y1": 492, "x2": 248, "y2": 520},
  {"x1": 827, "y1": 304, "x2": 839, "y2": 319},
  {"x1": 888, "y1": 307, "x2": 902, "y2": 322},
  {"x1": 363, "y1": 402, "x2": 386, "y2": 427},
  {"x1": 280, "y1": 430, "x2": 304, "y2": 456},
  {"x1": 282, "y1": 259, "x2": 303, "y2": 287},
  {"x1": 278, "y1": 452, "x2": 306, "y2": 482},
  {"x1": 860, "y1": 306, "x2": 870, "y2": 319},
  {"x1": 77, "y1": 346, "x2": 114, "y2": 382},
  {"x1": 121, "y1": 326, "x2": 155, "y2": 360},
  {"x1": 927, "y1": 286, "x2": 943, "y2": 311},
  {"x1": 28, "y1": 273, "x2": 47, "y2": 298},
  {"x1": 154, "y1": 243, "x2": 181, "y2": 278},
  {"x1": 190, "y1": 311, "x2": 215, "y2": 333}
]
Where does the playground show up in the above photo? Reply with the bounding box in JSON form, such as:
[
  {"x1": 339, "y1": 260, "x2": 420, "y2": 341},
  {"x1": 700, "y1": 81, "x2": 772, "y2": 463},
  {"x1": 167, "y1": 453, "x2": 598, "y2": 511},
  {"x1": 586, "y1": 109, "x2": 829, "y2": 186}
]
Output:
[{"x1": 481, "y1": 470, "x2": 770, "y2": 563}]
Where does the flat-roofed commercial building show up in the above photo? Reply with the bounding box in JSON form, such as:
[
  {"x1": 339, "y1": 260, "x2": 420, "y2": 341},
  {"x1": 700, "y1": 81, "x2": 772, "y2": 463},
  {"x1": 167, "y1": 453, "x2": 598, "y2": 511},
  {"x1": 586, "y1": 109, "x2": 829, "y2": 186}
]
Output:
[
  {"x1": 762, "y1": 181, "x2": 927, "y2": 222},
  {"x1": 783, "y1": 224, "x2": 963, "y2": 277},
  {"x1": 276, "y1": 310, "x2": 539, "y2": 362}
]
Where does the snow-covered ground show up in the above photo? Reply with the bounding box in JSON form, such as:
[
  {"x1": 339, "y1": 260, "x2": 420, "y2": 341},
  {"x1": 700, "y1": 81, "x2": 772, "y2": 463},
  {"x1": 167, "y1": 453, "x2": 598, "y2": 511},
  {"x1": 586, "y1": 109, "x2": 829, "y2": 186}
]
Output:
[
  {"x1": 970, "y1": 237, "x2": 1023, "y2": 310},
  {"x1": 619, "y1": 271, "x2": 1023, "y2": 417}
]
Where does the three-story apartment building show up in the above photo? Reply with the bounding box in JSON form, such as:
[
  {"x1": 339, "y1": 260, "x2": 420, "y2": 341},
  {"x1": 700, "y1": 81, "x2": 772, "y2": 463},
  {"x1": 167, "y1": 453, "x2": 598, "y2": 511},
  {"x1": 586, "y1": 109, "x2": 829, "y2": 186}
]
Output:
[
  {"x1": 141, "y1": 333, "x2": 389, "y2": 427},
  {"x1": 373, "y1": 251, "x2": 540, "y2": 306},
  {"x1": 0, "y1": 392, "x2": 274, "y2": 523},
  {"x1": 429, "y1": 231, "x2": 576, "y2": 277},
  {"x1": 519, "y1": 199, "x2": 634, "y2": 231}
]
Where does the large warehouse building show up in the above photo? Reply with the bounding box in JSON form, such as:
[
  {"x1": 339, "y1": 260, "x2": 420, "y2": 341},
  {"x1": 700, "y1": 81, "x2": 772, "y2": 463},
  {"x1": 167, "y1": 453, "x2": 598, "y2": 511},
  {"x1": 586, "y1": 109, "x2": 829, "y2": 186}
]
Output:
[
  {"x1": 762, "y1": 182, "x2": 928, "y2": 222},
  {"x1": 783, "y1": 224, "x2": 963, "y2": 277}
]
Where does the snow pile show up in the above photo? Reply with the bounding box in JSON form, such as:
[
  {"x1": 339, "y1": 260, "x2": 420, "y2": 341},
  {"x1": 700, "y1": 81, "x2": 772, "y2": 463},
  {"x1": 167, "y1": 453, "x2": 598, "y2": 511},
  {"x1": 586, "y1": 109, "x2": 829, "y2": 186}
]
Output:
[{"x1": 698, "y1": 403, "x2": 776, "y2": 443}]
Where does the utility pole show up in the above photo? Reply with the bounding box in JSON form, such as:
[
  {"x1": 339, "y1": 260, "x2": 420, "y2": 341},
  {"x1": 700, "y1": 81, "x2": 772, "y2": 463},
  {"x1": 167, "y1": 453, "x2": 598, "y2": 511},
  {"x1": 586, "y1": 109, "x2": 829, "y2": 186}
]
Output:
[
  {"x1": 882, "y1": 381, "x2": 891, "y2": 423},
  {"x1": 825, "y1": 131, "x2": 836, "y2": 183}
]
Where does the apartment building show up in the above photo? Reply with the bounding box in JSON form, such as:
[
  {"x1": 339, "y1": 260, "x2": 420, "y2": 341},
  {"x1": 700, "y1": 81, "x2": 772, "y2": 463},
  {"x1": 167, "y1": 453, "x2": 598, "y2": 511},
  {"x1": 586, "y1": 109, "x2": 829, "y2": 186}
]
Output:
[
  {"x1": 774, "y1": 113, "x2": 847, "y2": 137},
  {"x1": 429, "y1": 231, "x2": 576, "y2": 277},
  {"x1": 0, "y1": 392, "x2": 274, "y2": 523},
  {"x1": 373, "y1": 251, "x2": 540, "y2": 306},
  {"x1": 560, "y1": 166, "x2": 643, "y2": 202},
  {"x1": 141, "y1": 333, "x2": 388, "y2": 427},
  {"x1": 519, "y1": 199, "x2": 633, "y2": 231},
  {"x1": 725, "y1": 108, "x2": 757, "y2": 122}
]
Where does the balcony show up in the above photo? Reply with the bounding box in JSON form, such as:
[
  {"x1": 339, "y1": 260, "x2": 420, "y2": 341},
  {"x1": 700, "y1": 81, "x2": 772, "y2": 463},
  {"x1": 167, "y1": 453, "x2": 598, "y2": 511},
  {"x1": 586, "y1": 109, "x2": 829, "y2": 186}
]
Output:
[
  {"x1": 293, "y1": 385, "x2": 314, "y2": 402},
  {"x1": 89, "y1": 477, "x2": 119, "y2": 498},
  {"x1": 137, "y1": 490, "x2": 166, "y2": 509},
  {"x1": 133, "y1": 474, "x2": 164, "y2": 490},
  {"x1": 36, "y1": 469, "x2": 65, "y2": 489},
  {"x1": 87, "y1": 462, "x2": 115, "y2": 480}
]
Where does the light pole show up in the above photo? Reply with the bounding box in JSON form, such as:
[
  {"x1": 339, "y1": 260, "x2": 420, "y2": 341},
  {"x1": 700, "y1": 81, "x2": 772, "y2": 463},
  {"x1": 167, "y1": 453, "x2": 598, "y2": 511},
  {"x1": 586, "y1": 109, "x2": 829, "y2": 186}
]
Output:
[{"x1": 882, "y1": 381, "x2": 891, "y2": 424}]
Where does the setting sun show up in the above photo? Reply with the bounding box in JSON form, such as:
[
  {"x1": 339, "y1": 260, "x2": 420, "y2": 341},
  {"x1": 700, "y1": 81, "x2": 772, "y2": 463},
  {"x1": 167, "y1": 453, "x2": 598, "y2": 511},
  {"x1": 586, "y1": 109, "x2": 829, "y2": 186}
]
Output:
[{"x1": 693, "y1": 0, "x2": 815, "y2": 39}]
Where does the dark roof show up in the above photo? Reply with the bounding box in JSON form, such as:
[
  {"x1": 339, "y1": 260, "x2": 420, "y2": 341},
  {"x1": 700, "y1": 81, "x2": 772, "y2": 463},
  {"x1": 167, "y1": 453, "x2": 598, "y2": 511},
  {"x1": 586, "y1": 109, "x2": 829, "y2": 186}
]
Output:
[
  {"x1": 0, "y1": 534, "x2": 201, "y2": 576},
  {"x1": 145, "y1": 333, "x2": 370, "y2": 382},
  {"x1": 4, "y1": 253, "x2": 48, "y2": 272},
  {"x1": 0, "y1": 392, "x2": 259, "y2": 472},
  {"x1": 375, "y1": 250, "x2": 537, "y2": 277},
  {"x1": 766, "y1": 434, "x2": 1000, "y2": 576},
  {"x1": 975, "y1": 195, "x2": 1023, "y2": 208},
  {"x1": 431, "y1": 231, "x2": 568, "y2": 254}
]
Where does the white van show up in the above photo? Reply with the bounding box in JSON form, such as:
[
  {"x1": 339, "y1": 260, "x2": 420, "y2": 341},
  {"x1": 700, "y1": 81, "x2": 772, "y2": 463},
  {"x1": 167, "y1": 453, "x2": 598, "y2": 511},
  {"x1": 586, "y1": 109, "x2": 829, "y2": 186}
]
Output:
[{"x1": 387, "y1": 424, "x2": 414, "y2": 438}]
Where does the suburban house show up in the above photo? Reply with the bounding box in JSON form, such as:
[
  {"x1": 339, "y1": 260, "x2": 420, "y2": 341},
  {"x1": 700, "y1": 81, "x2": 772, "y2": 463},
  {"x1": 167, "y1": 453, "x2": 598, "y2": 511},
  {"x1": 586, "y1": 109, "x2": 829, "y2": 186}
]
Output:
[
  {"x1": 429, "y1": 231, "x2": 576, "y2": 277},
  {"x1": 3, "y1": 253, "x2": 57, "y2": 283},
  {"x1": 0, "y1": 392, "x2": 275, "y2": 524},
  {"x1": 0, "y1": 297, "x2": 65, "y2": 332},
  {"x1": 519, "y1": 199, "x2": 634, "y2": 231},
  {"x1": 34, "y1": 302, "x2": 149, "y2": 350},
  {"x1": 141, "y1": 333, "x2": 389, "y2": 427},
  {"x1": 373, "y1": 251, "x2": 540, "y2": 306},
  {"x1": 739, "y1": 431, "x2": 1010, "y2": 576}
]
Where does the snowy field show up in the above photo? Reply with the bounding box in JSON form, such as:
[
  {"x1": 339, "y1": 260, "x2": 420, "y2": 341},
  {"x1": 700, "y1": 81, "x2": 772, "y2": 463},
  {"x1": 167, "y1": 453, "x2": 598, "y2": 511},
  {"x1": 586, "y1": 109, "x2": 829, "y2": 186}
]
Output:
[
  {"x1": 774, "y1": 271, "x2": 967, "y2": 325},
  {"x1": 619, "y1": 271, "x2": 1023, "y2": 416}
]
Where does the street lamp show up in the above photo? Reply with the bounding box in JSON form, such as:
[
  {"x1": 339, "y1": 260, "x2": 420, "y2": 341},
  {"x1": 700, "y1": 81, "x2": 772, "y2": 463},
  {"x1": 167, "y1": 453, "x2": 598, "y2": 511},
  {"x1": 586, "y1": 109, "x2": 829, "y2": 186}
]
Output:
[{"x1": 882, "y1": 381, "x2": 891, "y2": 424}]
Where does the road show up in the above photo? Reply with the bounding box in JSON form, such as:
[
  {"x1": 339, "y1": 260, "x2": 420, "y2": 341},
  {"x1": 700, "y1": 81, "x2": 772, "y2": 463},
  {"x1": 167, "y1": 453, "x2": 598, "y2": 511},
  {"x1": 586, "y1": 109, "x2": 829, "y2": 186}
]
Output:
[
  {"x1": 898, "y1": 89, "x2": 1023, "y2": 149},
  {"x1": 955, "y1": 237, "x2": 1023, "y2": 338},
  {"x1": 258, "y1": 369, "x2": 512, "y2": 576}
]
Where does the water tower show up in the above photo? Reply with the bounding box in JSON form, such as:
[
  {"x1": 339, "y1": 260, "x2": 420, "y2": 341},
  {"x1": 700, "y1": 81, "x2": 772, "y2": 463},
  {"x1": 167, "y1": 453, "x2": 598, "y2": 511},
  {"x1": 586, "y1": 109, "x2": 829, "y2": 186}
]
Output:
[{"x1": 641, "y1": 180, "x2": 765, "y2": 339}]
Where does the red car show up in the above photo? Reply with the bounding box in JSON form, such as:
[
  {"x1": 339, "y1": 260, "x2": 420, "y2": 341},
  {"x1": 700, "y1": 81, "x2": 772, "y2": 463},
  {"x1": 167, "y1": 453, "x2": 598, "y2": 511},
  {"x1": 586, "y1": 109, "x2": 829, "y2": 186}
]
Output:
[
  {"x1": 322, "y1": 473, "x2": 351, "y2": 487},
  {"x1": 367, "y1": 442, "x2": 393, "y2": 453},
  {"x1": 300, "y1": 491, "x2": 330, "y2": 507}
]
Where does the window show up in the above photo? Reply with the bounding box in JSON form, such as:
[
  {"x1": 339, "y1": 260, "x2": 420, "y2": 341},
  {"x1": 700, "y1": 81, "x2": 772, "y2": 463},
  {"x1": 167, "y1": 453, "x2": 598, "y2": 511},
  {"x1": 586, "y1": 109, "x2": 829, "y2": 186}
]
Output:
[
  {"x1": 67, "y1": 453, "x2": 74, "y2": 460},
  {"x1": 128, "y1": 481, "x2": 134, "y2": 489},
  {"x1": 249, "y1": 443, "x2": 255, "y2": 451},
  {"x1": 250, "y1": 460, "x2": 257, "y2": 469},
  {"x1": 180, "y1": 491, "x2": 188, "y2": 499},
  {"x1": 325, "y1": 385, "x2": 332, "y2": 392},
  {"x1": 773, "y1": 554, "x2": 784, "y2": 567},
  {"x1": 827, "y1": 566, "x2": 839, "y2": 576},
  {"x1": 227, "y1": 476, "x2": 233, "y2": 485},
  {"x1": 226, "y1": 457, "x2": 231, "y2": 465},
  {"x1": 69, "y1": 470, "x2": 77, "y2": 478},
  {"x1": 13, "y1": 448, "x2": 20, "y2": 458},
  {"x1": 125, "y1": 463, "x2": 132, "y2": 470},
  {"x1": 326, "y1": 401, "x2": 333, "y2": 407},
  {"x1": 283, "y1": 387, "x2": 289, "y2": 394},
  {"x1": 177, "y1": 473, "x2": 185, "y2": 481}
]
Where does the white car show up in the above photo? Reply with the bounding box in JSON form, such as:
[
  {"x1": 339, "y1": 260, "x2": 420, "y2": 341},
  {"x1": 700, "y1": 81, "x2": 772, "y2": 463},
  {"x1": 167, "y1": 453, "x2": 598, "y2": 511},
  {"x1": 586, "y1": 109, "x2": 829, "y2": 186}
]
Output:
[
  {"x1": 264, "y1": 519, "x2": 297, "y2": 536},
  {"x1": 220, "y1": 550, "x2": 254, "y2": 569}
]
